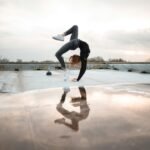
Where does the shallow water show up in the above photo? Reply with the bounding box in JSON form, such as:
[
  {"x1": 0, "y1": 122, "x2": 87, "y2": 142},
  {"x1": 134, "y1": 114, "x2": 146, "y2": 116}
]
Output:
[
  {"x1": 0, "y1": 70, "x2": 150, "y2": 94},
  {"x1": 0, "y1": 86, "x2": 150, "y2": 150}
]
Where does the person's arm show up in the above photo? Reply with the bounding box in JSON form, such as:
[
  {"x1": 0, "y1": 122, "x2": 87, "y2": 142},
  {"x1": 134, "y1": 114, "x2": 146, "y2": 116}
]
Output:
[{"x1": 77, "y1": 59, "x2": 87, "y2": 81}]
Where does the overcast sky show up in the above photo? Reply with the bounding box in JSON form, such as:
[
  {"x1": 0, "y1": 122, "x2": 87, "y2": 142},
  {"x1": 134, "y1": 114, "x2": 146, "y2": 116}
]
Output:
[{"x1": 0, "y1": 0, "x2": 150, "y2": 61}]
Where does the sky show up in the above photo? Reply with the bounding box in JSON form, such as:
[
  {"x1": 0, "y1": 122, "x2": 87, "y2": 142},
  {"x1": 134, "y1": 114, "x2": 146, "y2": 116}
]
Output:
[{"x1": 0, "y1": 0, "x2": 150, "y2": 62}]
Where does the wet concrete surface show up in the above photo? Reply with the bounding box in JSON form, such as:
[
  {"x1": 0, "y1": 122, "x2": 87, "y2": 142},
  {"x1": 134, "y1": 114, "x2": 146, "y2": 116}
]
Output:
[
  {"x1": 0, "y1": 86, "x2": 150, "y2": 150},
  {"x1": 0, "y1": 70, "x2": 150, "y2": 93}
]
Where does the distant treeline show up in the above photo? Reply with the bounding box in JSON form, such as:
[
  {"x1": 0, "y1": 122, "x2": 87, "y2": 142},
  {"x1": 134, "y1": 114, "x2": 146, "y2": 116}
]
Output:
[
  {"x1": 0, "y1": 57, "x2": 56, "y2": 63},
  {"x1": 88, "y1": 57, "x2": 127, "y2": 63},
  {"x1": 0, "y1": 56, "x2": 150, "y2": 63}
]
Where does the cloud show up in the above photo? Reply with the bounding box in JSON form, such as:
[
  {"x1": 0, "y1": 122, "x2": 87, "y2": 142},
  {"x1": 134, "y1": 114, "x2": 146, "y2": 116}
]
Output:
[
  {"x1": 0, "y1": 0, "x2": 150, "y2": 61},
  {"x1": 107, "y1": 29, "x2": 150, "y2": 51}
]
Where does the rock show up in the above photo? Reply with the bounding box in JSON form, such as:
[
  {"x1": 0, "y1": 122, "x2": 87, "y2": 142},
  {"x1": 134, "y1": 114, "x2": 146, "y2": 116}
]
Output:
[{"x1": 46, "y1": 71, "x2": 52, "y2": 76}]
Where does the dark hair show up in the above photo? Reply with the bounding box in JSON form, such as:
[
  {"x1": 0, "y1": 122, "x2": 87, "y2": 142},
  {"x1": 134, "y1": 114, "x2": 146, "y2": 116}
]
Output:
[{"x1": 69, "y1": 55, "x2": 81, "y2": 65}]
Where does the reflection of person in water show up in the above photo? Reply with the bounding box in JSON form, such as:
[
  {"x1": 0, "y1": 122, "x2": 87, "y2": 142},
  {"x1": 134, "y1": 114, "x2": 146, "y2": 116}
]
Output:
[{"x1": 55, "y1": 87, "x2": 90, "y2": 131}]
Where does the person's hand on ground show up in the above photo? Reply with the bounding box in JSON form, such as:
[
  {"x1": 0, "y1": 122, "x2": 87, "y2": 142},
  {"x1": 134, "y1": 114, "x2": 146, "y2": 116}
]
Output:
[{"x1": 72, "y1": 78, "x2": 77, "y2": 82}]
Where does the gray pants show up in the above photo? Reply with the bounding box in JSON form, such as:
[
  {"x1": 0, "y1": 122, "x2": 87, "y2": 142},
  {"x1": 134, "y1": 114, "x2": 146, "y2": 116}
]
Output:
[{"x1": 55, "y1": 25, "x2": 79, "y2": 69}]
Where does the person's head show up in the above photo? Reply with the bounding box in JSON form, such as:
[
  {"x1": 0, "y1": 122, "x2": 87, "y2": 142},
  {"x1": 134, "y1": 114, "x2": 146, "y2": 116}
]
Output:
[{"x1": 69, "y1": 55, "x2": 81, "y2": 65}]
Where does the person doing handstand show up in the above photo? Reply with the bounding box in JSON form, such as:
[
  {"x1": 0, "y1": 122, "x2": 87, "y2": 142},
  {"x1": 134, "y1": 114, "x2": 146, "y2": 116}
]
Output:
[{"x1": 53, "y1": 25, "x2": 90, "y2": 82}]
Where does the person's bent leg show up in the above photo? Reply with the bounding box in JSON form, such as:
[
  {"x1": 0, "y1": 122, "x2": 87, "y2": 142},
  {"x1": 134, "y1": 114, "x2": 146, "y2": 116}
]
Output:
[
  {"x1": 55, "y1": 41, "x2": 75, "y2": 69},
  {"x1": 64, "y1": 25, "x2": 78, "y2": 40},
  {"x1": 55, "y1": 50, "x2": 66, "y2": 69}
]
